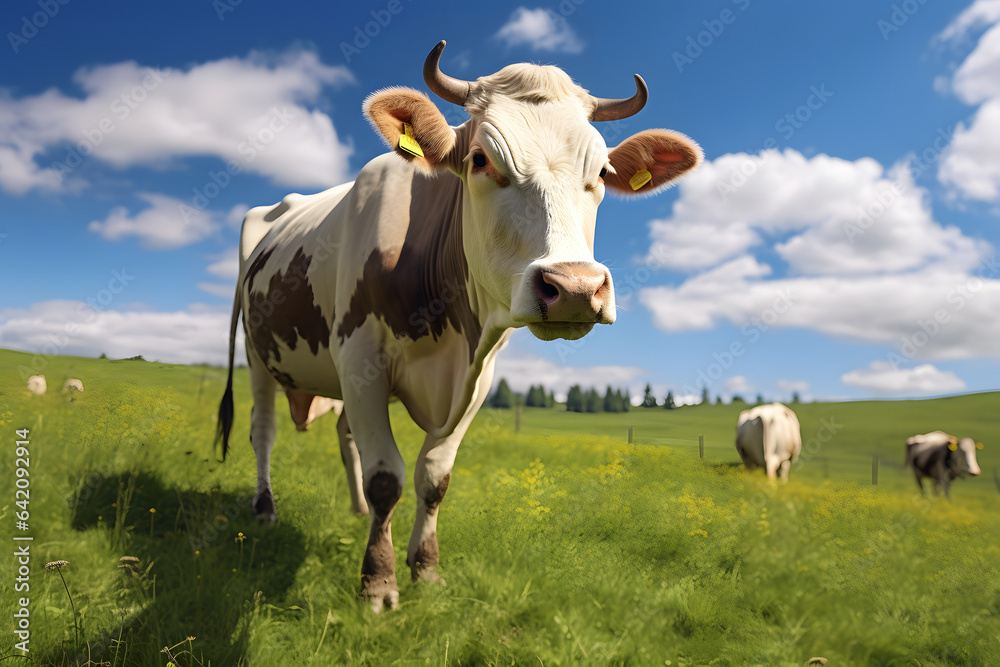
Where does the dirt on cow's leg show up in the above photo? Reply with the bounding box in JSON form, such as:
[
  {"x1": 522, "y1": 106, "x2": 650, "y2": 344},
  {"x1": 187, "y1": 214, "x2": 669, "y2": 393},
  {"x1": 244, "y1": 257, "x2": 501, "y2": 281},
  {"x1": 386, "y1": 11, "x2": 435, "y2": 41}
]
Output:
[
  {"x1": 253, "y1": 488, "x2": 276, "y2": 523},
  {"x1": 361, "y1": 471, "x2": 401, "y2": 612},
  {"x1": 407, "y1": 472, "x2": 450, "y2": 584}
]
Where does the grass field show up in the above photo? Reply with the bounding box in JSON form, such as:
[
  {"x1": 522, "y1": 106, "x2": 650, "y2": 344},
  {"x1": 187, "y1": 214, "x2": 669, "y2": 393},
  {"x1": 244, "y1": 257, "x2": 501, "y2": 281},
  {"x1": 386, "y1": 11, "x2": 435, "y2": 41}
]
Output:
[{"x1": 2, "y1": 347, "x2": 999, "y2": 666}]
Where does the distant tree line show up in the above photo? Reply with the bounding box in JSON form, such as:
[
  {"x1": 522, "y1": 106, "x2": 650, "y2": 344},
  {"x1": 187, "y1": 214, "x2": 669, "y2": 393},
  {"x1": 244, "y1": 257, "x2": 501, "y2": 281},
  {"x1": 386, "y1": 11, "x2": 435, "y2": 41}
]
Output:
[
  {"x1": 487, "y1": 379, "x2": 554, "y2": 409},
  {"x1": 565, "y1": 385, "x2": 632, "y2": 413},
  {"x1": 488, "y1": 379, "x2": 791, "y2": 411}
]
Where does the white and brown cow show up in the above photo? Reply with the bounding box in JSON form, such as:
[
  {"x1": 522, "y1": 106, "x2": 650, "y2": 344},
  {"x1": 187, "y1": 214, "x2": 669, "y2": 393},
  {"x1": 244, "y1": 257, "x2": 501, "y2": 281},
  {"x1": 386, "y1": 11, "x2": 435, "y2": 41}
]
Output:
[
  {"x1": 905, "y1": 431, "x2": 982, "y2": 498},
  {"x1": 217, "y1": 41, "x2": 702, "y2": 611},
  {"x1": 735, "y1": 403, "x2": 802, "y2": 481}
]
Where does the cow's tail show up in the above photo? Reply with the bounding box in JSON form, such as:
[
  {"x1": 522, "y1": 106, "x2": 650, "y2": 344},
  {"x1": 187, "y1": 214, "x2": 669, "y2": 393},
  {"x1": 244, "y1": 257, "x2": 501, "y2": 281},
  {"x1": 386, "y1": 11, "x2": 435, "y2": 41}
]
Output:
[{"x1": 216, "y1": 284, "x2": 241, "y2": 461}]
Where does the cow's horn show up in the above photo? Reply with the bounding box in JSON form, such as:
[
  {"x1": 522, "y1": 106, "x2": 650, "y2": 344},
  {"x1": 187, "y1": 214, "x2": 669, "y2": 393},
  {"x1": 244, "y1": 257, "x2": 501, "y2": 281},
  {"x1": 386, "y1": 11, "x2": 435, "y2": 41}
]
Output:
[
  {"x1": 423, "y1": 40, "x2": 471, "y2": 106},
  {"x1": 590, "y1": 74, "x2": 648, "y2": 122}
]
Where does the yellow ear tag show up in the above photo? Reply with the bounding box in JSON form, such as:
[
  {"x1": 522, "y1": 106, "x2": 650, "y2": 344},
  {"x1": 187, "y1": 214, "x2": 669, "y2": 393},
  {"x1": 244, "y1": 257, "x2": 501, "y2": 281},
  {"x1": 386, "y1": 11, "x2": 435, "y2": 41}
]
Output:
[
  {"x1": 398, "y1": 122, "x2": 424, "y2": 158},
  {"x1": 949, "y1": 436, "x2": 958, "y2": 445},
  {"x1": 949, "y1": 443, "x2": 958, "y2": 451},
  {"x1": 629, "y1": 169, "x2": 652, "y2": 191},
  {"x1": 977, "y1": 441, "x2": 984, "y2": 450}
]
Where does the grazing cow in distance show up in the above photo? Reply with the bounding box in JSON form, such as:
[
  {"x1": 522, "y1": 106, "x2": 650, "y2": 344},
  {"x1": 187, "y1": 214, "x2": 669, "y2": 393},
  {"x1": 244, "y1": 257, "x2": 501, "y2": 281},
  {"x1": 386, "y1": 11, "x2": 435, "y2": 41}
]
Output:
[
  {"x1": 63, "y1": 379, "x2": 84, "y2": 393},
  {"x1": 217, "y1": 40, "x2": 702, "y2": 611},
  {"x1": 905, "y1": 431, "x2": 982, "y2": 498},
  {"x1": 735, "y1": 403, "x2": 802, "y2": 481},
  {"x1": 27, "y1": 375, "x2": 46, "y2": 395}
]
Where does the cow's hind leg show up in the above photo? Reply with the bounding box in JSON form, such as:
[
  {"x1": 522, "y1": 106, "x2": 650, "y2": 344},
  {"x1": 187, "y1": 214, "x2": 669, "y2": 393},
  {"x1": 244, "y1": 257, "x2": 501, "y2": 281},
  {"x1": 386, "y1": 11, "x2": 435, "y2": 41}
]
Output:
[
  {"x1": 777, "y1": 459, "x2": 791, "y2": 482},
  {"x1": 407, "y1": 429, "x2": 466, "y2": 584},
  {"x1": 764, "y1": 456, "x2": 781, "y2": 481},
  {"x1": 337, "y1": 412, "x2": 369, "y2": 516},
  {"x1": 248, "y1": 347, "x2": 279, "y2": 521}
]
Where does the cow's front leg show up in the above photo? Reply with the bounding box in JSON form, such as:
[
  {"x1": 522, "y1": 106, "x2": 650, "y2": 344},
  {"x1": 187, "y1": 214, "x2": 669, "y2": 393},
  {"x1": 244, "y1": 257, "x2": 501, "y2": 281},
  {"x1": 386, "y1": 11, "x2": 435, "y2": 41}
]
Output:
[
  {"x1": 407, "y1": 427, "x2": 467, "y2": 584},
  {"x1": 341, "y1": 378, "x2": 405, "y2": 612}
]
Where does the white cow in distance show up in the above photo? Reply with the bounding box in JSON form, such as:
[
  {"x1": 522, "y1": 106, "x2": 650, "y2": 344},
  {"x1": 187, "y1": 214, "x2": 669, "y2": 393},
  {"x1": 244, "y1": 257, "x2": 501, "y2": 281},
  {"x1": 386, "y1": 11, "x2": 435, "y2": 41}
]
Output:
[
  {"x1": 27, "y1": 375, "x2": 46, "y2": 395},
  {"x1": 735, "y1": 403, "x2": 802, "y2": 481},
  {"x1": 64, "y1": 379, "x2": 84, "y2": 393}
]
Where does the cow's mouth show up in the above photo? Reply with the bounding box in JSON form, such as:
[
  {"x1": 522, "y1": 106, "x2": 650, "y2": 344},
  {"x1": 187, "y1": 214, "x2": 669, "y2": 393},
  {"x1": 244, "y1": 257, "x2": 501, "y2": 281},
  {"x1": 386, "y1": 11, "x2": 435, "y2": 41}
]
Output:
[{"x1": 526, "y1": 321, "x2": 597, "y2": 341}]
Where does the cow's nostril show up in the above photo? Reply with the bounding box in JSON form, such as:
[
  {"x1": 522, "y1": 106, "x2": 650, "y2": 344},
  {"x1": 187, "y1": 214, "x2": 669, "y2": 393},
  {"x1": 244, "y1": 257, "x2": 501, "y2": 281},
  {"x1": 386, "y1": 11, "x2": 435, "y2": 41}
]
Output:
[{"x1": 537, "y1": 273, "x2": 560, "y2": 303}]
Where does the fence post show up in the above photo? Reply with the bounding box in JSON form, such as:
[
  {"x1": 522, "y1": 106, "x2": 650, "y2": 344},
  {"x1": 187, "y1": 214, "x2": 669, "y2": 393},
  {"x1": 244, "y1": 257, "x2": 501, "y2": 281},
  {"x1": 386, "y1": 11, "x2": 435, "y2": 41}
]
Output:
[
  {"x1": 628, "y1": 426, "x2": 633, "y2": 444},
  {"x1": 699, "y1": 435, "x2": 704, "y2": 459},
  {"x1": 872, "y1": 454, "x2": 879, "y2": 485},
  {"x1": 515, "y1": 406, "x2": 522, "y2": 433}
]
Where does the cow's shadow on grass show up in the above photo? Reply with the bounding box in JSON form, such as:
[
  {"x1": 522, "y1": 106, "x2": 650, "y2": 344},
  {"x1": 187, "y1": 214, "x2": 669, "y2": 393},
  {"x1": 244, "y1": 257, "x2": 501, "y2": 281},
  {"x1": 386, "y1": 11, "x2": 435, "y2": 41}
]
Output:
[{"x1": 43, "y1": 471, "x2": 306, "y2": 665}]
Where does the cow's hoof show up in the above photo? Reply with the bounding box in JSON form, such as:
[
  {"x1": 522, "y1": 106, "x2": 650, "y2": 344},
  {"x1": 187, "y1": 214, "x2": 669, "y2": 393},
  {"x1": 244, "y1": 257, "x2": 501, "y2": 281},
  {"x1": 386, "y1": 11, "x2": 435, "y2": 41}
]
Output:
[
  {"x1": 252, "y1": 490, "x2": 277, "y2": 523},
  {"x1": 362, "y1": 578, "x2": 399, "y2": 613},
  {"x1": 410, "y1": 567, "x2": 446, "y2": 585}
]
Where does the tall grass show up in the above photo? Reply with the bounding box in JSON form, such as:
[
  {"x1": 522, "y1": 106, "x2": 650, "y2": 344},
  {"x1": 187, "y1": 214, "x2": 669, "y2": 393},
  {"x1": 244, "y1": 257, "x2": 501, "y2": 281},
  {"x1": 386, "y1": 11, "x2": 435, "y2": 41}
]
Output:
[{"x1": 1, "y1": 348, "x2": 998, "y2": 665}]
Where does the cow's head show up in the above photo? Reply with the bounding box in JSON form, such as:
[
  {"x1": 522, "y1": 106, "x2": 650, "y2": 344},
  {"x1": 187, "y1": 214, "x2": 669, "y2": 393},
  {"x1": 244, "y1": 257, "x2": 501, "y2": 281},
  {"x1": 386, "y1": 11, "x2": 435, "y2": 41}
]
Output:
[
  {"x1": 364, "y1": 41, "x2": 701, "y2": 341},
  {"x1": 952, "y1": 437, "x2": 983, "y2": 476}
]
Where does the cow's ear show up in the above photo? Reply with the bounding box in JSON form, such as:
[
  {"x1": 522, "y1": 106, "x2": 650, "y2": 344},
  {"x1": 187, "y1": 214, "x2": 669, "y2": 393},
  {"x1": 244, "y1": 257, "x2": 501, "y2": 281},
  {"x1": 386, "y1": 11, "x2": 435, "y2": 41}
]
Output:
[
  {"x1": 364, "y1": 87, "x2": 456, "y2": 171},
  {"x1": 605, "y1": 129, "x2": 702, "y2": 196}
]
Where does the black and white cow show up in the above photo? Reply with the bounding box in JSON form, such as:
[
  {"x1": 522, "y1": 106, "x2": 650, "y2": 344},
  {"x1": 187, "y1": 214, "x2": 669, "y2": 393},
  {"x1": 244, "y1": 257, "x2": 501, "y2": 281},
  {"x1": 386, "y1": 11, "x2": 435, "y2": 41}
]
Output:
[
  {"x1": 217, "y1": 41, "x2": 702, "y2": 611},
  {"x1": 905, "y1": 431, "x2": 983, "y2": 498}
]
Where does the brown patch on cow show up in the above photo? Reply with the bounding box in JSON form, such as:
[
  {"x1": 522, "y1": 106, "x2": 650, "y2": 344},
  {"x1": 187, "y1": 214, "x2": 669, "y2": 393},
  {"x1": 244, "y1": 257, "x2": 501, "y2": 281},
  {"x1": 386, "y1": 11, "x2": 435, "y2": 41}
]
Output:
[
  {"x1": 423, "y1": 473, "x2": 451, "y2": 511},
  {"x1": 270, "y1": 369, "x2": 296, "y2": 389},
  {"x1": 367, "y1": 471, "x2": 402, "y2": 518},
  {"x1": 361, "y1": 472, "x2": 401, "y2": 590},
  {"x1": 336, "y1": 173, "x2": 482, "y2": 359},
  {"x1": 245, "y1": 247, "x2": 332, "y2": 372}
]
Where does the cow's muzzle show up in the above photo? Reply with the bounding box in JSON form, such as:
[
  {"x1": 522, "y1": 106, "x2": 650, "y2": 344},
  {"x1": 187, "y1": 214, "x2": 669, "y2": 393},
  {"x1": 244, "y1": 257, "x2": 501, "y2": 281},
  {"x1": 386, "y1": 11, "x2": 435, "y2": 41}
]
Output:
[{"x1": 511, "y1": 261, "x2": 615, "y2": 340}]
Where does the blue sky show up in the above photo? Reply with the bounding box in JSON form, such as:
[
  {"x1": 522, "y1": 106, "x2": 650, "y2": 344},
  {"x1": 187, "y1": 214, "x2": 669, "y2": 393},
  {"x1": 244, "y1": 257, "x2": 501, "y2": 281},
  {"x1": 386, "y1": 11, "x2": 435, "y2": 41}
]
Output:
[{"x1": 3, "y1": 0, "x2": 1000, "y2": 404}]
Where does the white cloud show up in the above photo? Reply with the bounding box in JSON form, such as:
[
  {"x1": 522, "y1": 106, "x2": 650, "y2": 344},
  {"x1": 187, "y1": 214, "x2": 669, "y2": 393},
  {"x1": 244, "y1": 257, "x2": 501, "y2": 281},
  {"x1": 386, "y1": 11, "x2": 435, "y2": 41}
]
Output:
[
  {"x1": 0, "y1": 300, "x2": 243, "y2": 366},
  {"x1": 725, "y1": 375, "x2": 754, "y2": 395},
  {"x1": 88, "y1": 192, "x2": 218, "y2": 249},
  {"x1": 494, "y1": 7, "x2": 584, "y2": 53},
  {"x1": 940, "y1": 99, "x2": 1000, "y2": 201},
  {"x1": 937, "y1": 0, "x2": 1000, "y2": 44},
  {"x1": 198, "y1": 249, "x2": 240, "y2": 298},
  {"x1": 206, "y1": 250, "x2": 240, "y2": 280},
  {"x1": 638, "y1": 146, "x2": 1000, "y2": 361},
  {"x1": 646, "y1": 149, "x2": 982, "y2": 275},
  {"x1": 226, "y1": 203, "x2": 249, "y2": 228},
  {"x1": 640, "y1": 255, "x2": 1000, "y2": 360},
  {"x1": 492, "y1": 352, "x2": 643, "y2": 400},
  {"x1": 0, "y1": 50, "x2": 354, "y2": 195},
  {"x1": 841, "y1": 361, "x2": 965, "y2": 395},
  {"x1": 197, "y1": 282, "x2": 236, "y2": 298},
  {"x1": 937, "y1": 2, "x2": 1000, "y2": 201}
]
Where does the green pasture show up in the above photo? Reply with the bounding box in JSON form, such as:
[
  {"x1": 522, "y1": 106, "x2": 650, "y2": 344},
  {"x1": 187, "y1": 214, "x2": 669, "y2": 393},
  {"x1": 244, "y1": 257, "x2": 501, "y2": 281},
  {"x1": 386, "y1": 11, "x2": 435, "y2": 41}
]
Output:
[{"x1": 1, "y1": 348, "x2": 999, "y2": 666}]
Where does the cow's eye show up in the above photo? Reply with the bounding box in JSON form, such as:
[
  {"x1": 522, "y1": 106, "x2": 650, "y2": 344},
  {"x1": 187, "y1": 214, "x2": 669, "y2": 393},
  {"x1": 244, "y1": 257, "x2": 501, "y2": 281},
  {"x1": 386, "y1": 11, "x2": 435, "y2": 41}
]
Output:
[
  {"x1": 472, "y1": 152, "x2": 487, "y2": 168},
  {"x1": 599, "y1": 167, "x2": 608, "y2": 179}
]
